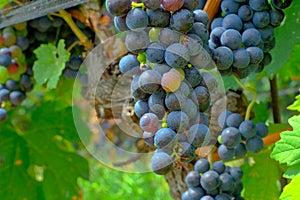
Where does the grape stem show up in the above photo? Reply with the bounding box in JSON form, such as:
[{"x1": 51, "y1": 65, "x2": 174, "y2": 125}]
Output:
[
  {"x1": 233, "y1": 76, "x2": 257, "y2": 121},
  {"x1": 131, "y1": 2, "x2": 145, "y2": 9},
  {"x1": 56, "y1": 10, "x2": 93, "y2": 50},
  {"x1": 204, "y1": 0, "x2": 222, "y2": 24}
]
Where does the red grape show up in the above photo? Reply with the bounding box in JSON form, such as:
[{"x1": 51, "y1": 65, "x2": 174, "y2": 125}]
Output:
[{"x1": 162, "y1": 0, "x2": 184, "y2": 12}]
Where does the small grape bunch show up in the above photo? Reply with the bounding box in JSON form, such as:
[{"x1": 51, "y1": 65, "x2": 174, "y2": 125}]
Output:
[
  {"x1": 217, "y1": 110, "x2": 268, "y2": 161},
  {"x1": 182, "y1": 158, "x2": 244, "y2": 200}
]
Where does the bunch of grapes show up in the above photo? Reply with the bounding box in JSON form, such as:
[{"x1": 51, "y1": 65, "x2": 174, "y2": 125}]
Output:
[
  {"x1": 182, "y1": 158, "x2": 244, "y2": 200},
  {"x1": 216, "y1": 110, "x2": 268, "y2": 161},
  {"x1": 209, "y1": 0, "x2": 292, "y2": 78},
  {"x1": 26, "y1": 16, "x2": 92, "y2": 79},
  {"x1": 106, "y1": 0, "x2": 221, "y2": 175},
  {"x1": 0, "y1": 23, "x2": 33, "y2": 122}
]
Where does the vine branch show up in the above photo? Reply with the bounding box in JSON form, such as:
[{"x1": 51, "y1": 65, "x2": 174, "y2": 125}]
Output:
[{"x1": 270, "y1": 76, "x2": 281, "y2": 123}]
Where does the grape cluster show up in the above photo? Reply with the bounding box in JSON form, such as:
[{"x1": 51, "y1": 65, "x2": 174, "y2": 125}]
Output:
[
  {"x1": 209, "y1": 0, "x2": 291, "y2": 78},
  {"x1": 0, "y1": 23, "x2": 33, "y2": 122},
  {"x1": 106, "y1": 0, "x2": 219, "y2": 175},
  {"x1": 217, "y1": 110, "x2": 268, "y2": 161},
  {"x1": 25, "y1": 15, "x2": 93, "y2": 80},
  {"x1": 182, "y1": 158, "x2": 244, "y2": 200}
]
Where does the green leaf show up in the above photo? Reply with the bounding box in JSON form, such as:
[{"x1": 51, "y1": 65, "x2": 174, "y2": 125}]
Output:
[
  {"x1": 222, "y1": 75, "x2": 239, "y2": 90},
  {"x1": 284, "y1": 164, "x2": 300, "y2": 179},
  {"x1": 271, "y1": 115, "x2": 300, "y2": 166},
  {"x1": 280, "y1": 174, "x2": 300, "y2": 200},
  {"x1": 263, "y1": 2, "x2": 300, "y2": 78},
  {"x1": 278, "y1": 44, "x2": 300, "y2": 81},
  {"x1": 287, "y1": 94, "x2": 300, "y2": 112},
  {"x1": 0, "y1": 0, "x2": 10, "y2": 9},
  {"x1": 0, "y1": 126, "x2": 38, "y2": 200},
  {"x1": 33, "y1": 40, "x2": 70, "y2": 89},
  {"x1": 268, "y1": 123, "x2": 291, "y2": 134},
  {"x1": 253, "y1": 102, "x2": 269, "y2": 123},
  {"x1": 241, "y1": 151, "x2": 281, "y2": 200}
]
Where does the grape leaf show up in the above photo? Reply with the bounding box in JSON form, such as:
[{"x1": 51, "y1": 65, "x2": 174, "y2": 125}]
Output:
[
  {"x1": 263, "y1": 2, "x2": 300, "y2": 78},
  {"x1": 33, "y1": 40, "x2": 70, "y2": 89},
  {"x1": 221, "y1": 75, "x2": 239, "y2": 91},
  {"x1": 0, "y1": 126, "x2": 38, "y2": 200},
  {"x1": 287, "y1": 94, "x2": 300, "y2": 112},
  {"x1": 253, "y1": 102, "x2": 269, "y2": 123},
  {"x1": 0, "y1": 103, "x2": 89, "y2": 200},
  {"x1": 278, "y1": 44, "x2": 300, "y2": 81},
  {"x1": 271, "y1": 115, "x2": 300, "y2": 166},
  {"x1": 280, "y1": 174, "x2": 300, "y2": 200},
  {"x1": 241, "y1": 151, "x2": 281, "y2": 200},
  {"x1": 284, "y1": 164, "x2": 300, "y2": 179},
  {"x1": 0, "y1": 0, "x2": 10, "y2": 9}
]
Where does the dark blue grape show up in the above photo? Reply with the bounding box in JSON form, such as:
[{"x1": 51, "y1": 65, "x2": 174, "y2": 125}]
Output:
[
  {"x1": 52, "y1": 17, "x2": 64, "y2": 28},
  {"x1": 219, "y1": 173, "x2": 235, "y2": 191},
  {"x1": 263, "y1": 37, "x2": 276, "y2": 52},
  {"x1": 16, "y1": 36, "x2": 29, "y2": 51},
  {"x1": 0, "y1": 89, "x2": 10, "y2": 101},
  {"x1": 146, "y1": 42, "x2": 165, "y2": 63},
  {"x1": 9, "y1": 91, "x2": 25, "y2": 106},
  {"x1": 206, "y1": 188, "x2": 219, "y2": 196},
  {"x1": 258, "y1": 25, "x2": 274, "y2": 42},
  {"x1": 20, "y1": 74, "x2": 32, "y2": 89},
  {"x1": 226, "y1": 113, "x2": 243, "y2": 128},
  {"x1": 0, "y1": 108, "x2": 7, "y2": 122},
  {"x1": 249, "y1": 0, "x2": 267, "y2": 11},
  {"x1": 158, "y1": 28, "x2": 181, "y2": 47},
  {"x1": 182, "y1": 98, "x2": 198, "y2": 120},
  {"x1": 125, "y1": 30, "x2": 150, "y2": 54},
  {"x1": 131, "y1": 75, "x2": 149, "y2": 100},
  {"x1": 153, "y1": 63, "x2": 171, "y2": 75},
  {"x1": 238, "y1": 5, "x2": 254, "y2": 21},
  {"x1": 220, "y1": 29, "x2": 242, "y2": 50},
  {"x1": 239, "y1": 120, "x2": 256, "y2": 139},
  {"x1": 6, "y1": 79, "x2": 18, "y2": 91},
  {"x1": 193, "y1": 86, "x2": 210, "y2": 111},
  {"x1": 235, "y1": 142, "x2": 247, "y2": 158},
  {"x1": 221, "y1": 0, "x2": 240, "y2": 15},
  {"x1": 243, "y1": 21, "x2": 255, "y2": 30},
  {"x1": 106, "y1": 0, "x2": 131, "y2": 16},
  {"x1": 114, "y1": 16, "x2": 129, "y2": 32},
  {"x1": 67, "y1": 55, "x2": 83, "y2": 70},
  {"x1": 200, "y1": 195, "x2": 214, "y2": 200},
  {"x1": 184, "y1": 67, "x2": 202, "y2": 87},
  {"x1": 212, "y1": 161, "x2": 226, "y2": 174},
  {"x1": 211, "y1": 18, "x2": 223, "y2": 29},
  {"x1": 165, "y1": 43, "x2": 190, "y2": 68},
  {"x1": 193, "y1": 9, "x2": 209, "y2": 25},
  {"x1": 242, "y1": 28, "x2": 262, "y2": 47},
  {"x1": 166, "y1": 111, "x2": 189, "y2": 132},
  {"x1": 182, "y1": 34, "x2": 203, "y2": 56},
  {"x1": 246, "y1": 47, "x2": 264, "y2": 65},
  {"x1": 0, "y1": 54, "x2": 12, "y2": 67},
  {"x1": 119, "y1": 55, "x2": 140, "y2": 75},
  {"x1": 183, "y1": 0, "x2": 199, "y2": 11},
  {"x1": 147, "y1": 8, "x2": 170, "y2": 28},
  {"x1": 143, "y1": 131, "x2": 155, "y2": 147},
  {"x1": 154, "y1": 128, "x2": 176, "y2": 148},
  {"x1": 210, "y1": 27, "x2": 226, "y2": 47},
  {"x1": 233, "y1": 181, "x2": 244, "y2": 196},
  {"x1": 187, "y1": 123, "x2": 211, "y2": 147},
  {"x1": 256, "y1": 122, "x2": 268, "y2": 137},
  {"x1": 38, "y1": 17, "x2": 51, "y2": 31},
  {"x1": 126, "y1": 8, "x2": 149, "y2": 30},
  {"x1": 150, "y1": 152, "x2": 173, "y2": 175},
  {"x1": 170, "y1": 9, "x2": 194, "y2": 34},
  {"x1": 138, "y1": 69, "x2": 162, "y2": 94},
  {"x1": 185, "y1": 170, "x2": 200, "y2": 187},
  {"x1": 212, "y1": 46, "x2": 233, "y2": 70},
  {"x1": 253, "y1": 11, "x2": 270, "y2": 28},
  {"x1": 148, "y1": 91, "x2": 166, "y2": 119},
  {"x1": 246, "y1": 135, "x2": 264, "y2": 153},
  {"x1": 187, "y1": 187, "x2": 205, "y2": 200},
  {"x1": 194, "y1": 158, "x2": 210, "y2": 173},
  {"x1": 191, "y1": 112, "x2": 209, "y2": 126},
  {"x1": 221, "y1": 127, "x2": 241, "y2": 148},
  {"x1": 200, "y1": 72, "x2": 217, "y2": 90},
  {"x1": 229, "y1": 167, "x2": 243, "y2": 181},
  {"x1": 269, "y1": 9, "x2": 284, "y2": 27},
  {"x1": 63, "y1": 69, "x2": 78, "y2": 79},
  {"x1": 233, "y1": 48, "x2": 250, "y2": 69},
  {"x1": 222, "y1": 14, "x2": 243, "y2": 31},
  {"x1": 165, "y1": 91, "x2": 187, "y2": 111},
  {"x1": 181, "y1": 191, "x2": 190, "y2": 200},
  {"x1": 200, "y1": 170, "x2": 220, "y2": 191},
  {"x1": 196, "y1": 0, "x2": 207, "y2": 9},
  {"x1": 177, "y1": 142, "x2": 196, "y2": 162},
  {"x1": 218, "y1": 110, "x2": 232, "y2": 128},
  {"x1": 134, "y1": 100, "x2": 149, "y2": 118},
  {"x1": 189, "y1": 22, "x2": 209, "y2": 43},
  {"x1": 143, "y1": 0, "x2": 161, "y2": 9},
  {"x1": 218, "y1": 144, "x2": 235, "y2": 161},
  {"x1": 215, "y1": 193, "x2": 232, "y2": 200}
]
